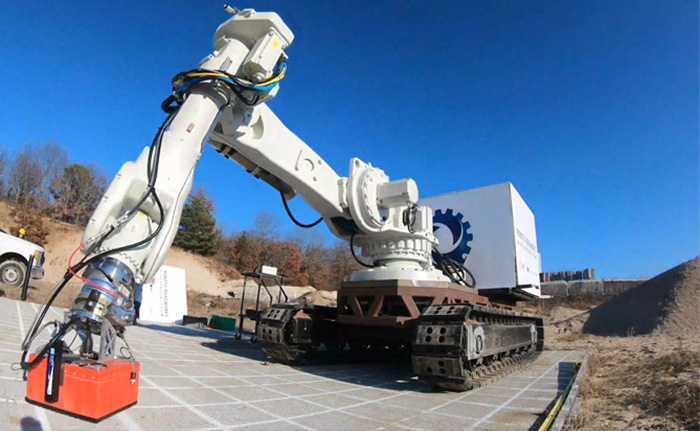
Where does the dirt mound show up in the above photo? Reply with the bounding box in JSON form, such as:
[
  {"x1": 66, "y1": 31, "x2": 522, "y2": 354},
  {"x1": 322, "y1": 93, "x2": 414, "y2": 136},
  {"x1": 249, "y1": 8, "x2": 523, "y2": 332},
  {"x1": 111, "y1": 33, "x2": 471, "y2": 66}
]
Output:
[
  {"x1": 293, "y1": 289, "x2": 337, "y2": 307},
  {"x1": 583, "y1": 256, "x2": 700, "y2": 336}
]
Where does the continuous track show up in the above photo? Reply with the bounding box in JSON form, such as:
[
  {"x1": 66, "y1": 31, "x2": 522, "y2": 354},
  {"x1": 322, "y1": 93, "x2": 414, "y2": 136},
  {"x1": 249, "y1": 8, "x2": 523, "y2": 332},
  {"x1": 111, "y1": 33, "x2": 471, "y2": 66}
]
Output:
[
  {"x1": 258, "y1": 302, "x2": 544, "y2": 392},
  {"x1": 258, "y1": 303, "x2": 316, "y2": 363},
  {"x1": 411, "y1": 303, "x2": 543, "y2": 390}
]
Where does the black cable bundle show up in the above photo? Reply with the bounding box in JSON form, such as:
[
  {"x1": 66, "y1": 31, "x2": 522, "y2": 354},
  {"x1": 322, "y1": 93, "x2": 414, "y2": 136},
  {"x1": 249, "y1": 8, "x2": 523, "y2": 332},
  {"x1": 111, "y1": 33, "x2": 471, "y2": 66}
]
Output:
[
  {"x1": 279, "y1": 190, "x2": 323, "y2": 228},
  {"x1": 350, "y1": 232, "x2": 373, "y2": 268},
  {"x1": 20, "y1": 107, "x2": 177, "y2": 370},
  {"x1": 434, "y1": 250, "x2": 476, "y2": 288}
]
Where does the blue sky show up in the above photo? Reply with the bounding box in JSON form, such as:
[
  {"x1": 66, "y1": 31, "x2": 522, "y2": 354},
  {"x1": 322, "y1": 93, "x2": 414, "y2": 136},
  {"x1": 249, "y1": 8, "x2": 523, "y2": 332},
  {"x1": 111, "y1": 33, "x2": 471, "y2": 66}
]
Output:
[{"x1": 0, "y1": 1, "x2": 697, "y2": 278}]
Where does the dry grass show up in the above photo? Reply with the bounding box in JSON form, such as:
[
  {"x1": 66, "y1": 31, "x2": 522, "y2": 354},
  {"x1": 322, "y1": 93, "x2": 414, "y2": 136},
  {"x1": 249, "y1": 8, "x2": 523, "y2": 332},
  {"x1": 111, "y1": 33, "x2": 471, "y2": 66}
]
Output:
[
  {"x1": 622, "y1": 348, "x2": 700, "y2": 429},
  {"x1": 543, "y1": 294, "x2": 700, "y2": 431},
  {"x1": 185, "y1": 291, "x2": 268, "y2": 333},
  {"x1": 564, "y1": 339, "x2": 700, "y2": 431},
  {"x1": 187, "y1": 291, "x2": 240, "y2": 319}
]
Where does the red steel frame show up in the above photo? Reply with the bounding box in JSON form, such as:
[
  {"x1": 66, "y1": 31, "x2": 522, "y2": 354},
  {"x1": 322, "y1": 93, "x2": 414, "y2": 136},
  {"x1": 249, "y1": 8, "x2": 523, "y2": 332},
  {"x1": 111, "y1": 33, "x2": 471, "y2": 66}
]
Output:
[{"x1": 337, "y1": 279, "x2": 512, "y2": 328}]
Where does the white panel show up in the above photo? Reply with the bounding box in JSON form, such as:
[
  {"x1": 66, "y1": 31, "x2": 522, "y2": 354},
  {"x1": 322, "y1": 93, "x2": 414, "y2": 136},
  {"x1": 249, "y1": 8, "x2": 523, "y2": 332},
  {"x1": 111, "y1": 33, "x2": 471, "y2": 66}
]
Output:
[
  {"x1": 139, "y1": 265, "x2": 188, "y2": 324},
  {"x1": 420, "y1": 182, "x2": 541, "y2": 297},
  {"x1": 509, "y1": 185, "x2": 541, "y2": 295}
]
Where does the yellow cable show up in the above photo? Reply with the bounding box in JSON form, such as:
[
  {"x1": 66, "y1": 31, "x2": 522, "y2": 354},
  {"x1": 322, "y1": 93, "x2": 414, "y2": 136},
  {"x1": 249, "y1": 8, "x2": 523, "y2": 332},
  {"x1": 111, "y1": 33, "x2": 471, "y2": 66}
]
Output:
[
  {"x1": 538, "y1": 395, "x2": 564, "y2": 430},
  {"x1": 537, "y1": 361, "x2": 582, "y2": 431},
  {"x1": 184, "y1": 63, "x2": 286, "y2": 88}
]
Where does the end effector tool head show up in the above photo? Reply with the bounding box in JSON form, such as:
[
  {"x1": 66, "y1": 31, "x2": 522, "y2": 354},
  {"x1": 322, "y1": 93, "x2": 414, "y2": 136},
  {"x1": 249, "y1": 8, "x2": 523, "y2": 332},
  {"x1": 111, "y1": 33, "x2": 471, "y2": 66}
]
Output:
[{"x1": 69, "y1": 257, "x2": 136, "y2": 333}]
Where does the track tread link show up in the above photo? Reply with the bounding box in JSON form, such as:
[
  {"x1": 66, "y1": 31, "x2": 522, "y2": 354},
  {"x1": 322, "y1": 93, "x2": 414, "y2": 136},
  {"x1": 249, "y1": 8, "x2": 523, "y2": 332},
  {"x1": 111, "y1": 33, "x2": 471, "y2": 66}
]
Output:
[
  {"x1": 257, "y1": 303, "x2": 316, "y2": 363},
  {"x1": 412, "y1": 303, "x2": 543, "y2": 391}
]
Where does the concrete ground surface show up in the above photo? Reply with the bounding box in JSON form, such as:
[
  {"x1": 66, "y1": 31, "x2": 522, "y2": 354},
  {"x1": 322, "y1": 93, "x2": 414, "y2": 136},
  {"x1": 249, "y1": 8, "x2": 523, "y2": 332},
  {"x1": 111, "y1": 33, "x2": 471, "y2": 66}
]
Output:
[{"x1": 0, "y1": 297, "x2": 585, "y2": 431}]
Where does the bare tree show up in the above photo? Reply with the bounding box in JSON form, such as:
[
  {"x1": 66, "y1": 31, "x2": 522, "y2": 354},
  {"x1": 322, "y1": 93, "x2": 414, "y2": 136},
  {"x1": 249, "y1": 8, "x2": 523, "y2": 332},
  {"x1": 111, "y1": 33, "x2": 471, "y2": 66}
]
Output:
[
  {"x1": 327, "y1": 241, "x2": 362, "y2": 290},
  {"x1": 8, "y1": 144, "x2": 42, "y2": 207},
  {"x1": 7, "y1": 142, "x2": 68, "y2": 210},
  {"x1": 288, "y1": 229, "x2": 332, "y2": 288},
  {"x1": 287, "y1": 228, "x2": 326, "y2": 249},
  {"x1": 50, "y1": 163, "x2": 107, "y2": 225},
  {"x1": 254, "y1": 210, "x2": 281, "y2": 240},
  {"x1": 36, "y1": 142, "x2": 68, "y2": 211},
  {"x1": 0, "y1": 147, "x2": 8, "y2": 197}
]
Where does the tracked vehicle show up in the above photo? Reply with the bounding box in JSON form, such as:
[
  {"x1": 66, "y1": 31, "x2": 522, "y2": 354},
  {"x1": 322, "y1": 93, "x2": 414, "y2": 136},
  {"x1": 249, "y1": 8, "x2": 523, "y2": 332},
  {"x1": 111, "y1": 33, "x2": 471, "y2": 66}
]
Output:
[
  {"x1": 20, "y1": 7, "x2": 544, "y2": 415},
  {"x1": 259, "y1": 279, "x2": 543, "y2": 391},
  {"x1": 259, "y1": 182, "x2": 544, "y2": 391}
]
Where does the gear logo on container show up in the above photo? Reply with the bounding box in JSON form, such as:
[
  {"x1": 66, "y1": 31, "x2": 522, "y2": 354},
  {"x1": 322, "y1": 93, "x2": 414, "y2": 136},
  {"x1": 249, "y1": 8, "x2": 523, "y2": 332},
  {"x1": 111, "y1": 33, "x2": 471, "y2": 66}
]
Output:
[{"x1": 432, "y1": 209, "x2": 473, "y2": 265}]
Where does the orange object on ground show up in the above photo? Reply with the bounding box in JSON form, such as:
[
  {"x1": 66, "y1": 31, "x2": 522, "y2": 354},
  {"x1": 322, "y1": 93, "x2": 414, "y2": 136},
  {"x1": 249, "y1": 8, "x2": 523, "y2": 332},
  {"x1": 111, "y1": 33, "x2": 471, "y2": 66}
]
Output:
[{"x1": 25, "y1": 354, "x2": 139, "y2": 422}]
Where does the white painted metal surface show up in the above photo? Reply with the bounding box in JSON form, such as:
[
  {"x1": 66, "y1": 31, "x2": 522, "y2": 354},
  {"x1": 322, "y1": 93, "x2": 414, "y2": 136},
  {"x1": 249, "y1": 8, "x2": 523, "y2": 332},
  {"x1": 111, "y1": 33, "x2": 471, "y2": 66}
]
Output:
[{"x1": 420, "y1": 182, "x2": 542, "y2": 297}]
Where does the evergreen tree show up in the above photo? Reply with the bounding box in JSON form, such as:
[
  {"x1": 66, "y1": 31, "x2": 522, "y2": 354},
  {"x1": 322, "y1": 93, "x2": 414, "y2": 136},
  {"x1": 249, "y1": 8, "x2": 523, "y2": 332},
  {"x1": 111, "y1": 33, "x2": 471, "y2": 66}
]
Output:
[{"x1": 173, "y1": 188, "x2": 220, "y2": 255}]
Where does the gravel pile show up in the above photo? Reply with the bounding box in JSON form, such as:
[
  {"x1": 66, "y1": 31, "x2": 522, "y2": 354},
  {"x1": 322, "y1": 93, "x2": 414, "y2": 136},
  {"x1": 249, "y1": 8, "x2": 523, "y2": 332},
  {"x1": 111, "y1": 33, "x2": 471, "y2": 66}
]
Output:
[{"x1": 583, "y1": 256, "x2": 699, "y2": 336}]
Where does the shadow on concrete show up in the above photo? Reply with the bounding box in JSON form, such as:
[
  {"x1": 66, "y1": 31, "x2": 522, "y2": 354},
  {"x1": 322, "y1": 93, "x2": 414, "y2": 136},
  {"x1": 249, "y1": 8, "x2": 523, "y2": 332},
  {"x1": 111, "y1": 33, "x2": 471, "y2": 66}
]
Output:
[
  {"x1": 20, "y1": 416, "x2": 43, "y2": 431},
  {"x1": 294, "y1": 354, "x2": 427, "y2": 393},
  {"x1": 138, "y1": 322, "x2": 239, "y2": 340},
  {"x1": 556, "y1": 361, "x2": 578, "y2": 391},
  {"x1": 139, "y1": 323, "x2": 268, "y2": 362},
  {"x1": 199, "y1": 333, "x2": 436, "y2": 393},
  {"x1": 142, "y1": 323, "x2": 555, "y2": 396}
]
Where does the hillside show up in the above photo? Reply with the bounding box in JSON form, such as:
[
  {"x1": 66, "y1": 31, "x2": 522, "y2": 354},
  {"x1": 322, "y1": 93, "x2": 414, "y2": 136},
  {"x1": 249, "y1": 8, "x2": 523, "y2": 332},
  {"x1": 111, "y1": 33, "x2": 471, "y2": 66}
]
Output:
[{"x1": 0, "y1": 204, "x2": 318, "y2": 313}]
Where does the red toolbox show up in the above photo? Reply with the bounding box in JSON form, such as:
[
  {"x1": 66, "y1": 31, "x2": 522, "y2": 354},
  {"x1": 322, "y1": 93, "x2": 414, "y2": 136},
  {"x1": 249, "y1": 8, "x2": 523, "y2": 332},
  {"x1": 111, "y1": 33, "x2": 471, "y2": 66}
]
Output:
[{"x1": 26, "y1": 354, "x2": 139, "y2": 422}]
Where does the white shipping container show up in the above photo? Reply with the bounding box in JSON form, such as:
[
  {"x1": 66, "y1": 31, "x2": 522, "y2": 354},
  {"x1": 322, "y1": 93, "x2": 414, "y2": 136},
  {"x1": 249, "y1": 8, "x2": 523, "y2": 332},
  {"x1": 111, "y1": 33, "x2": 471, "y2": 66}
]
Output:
[{"x1": 419, "y1": 182, "x2": 541, "y2": 298}]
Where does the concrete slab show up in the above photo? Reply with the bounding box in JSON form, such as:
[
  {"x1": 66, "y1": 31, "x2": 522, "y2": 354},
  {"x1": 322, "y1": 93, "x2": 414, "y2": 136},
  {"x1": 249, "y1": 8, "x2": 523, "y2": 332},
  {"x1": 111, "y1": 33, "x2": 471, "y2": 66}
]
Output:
[{"x1": 0, "y1": 297, "x2": 585, "y2": 430}]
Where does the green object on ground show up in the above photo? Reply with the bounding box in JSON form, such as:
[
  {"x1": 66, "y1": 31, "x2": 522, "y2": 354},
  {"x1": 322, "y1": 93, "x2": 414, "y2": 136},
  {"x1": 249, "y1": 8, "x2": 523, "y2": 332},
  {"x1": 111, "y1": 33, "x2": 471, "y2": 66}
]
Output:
[{"x1": 209, "y1": 315, "x2": 237, "y2": 330}]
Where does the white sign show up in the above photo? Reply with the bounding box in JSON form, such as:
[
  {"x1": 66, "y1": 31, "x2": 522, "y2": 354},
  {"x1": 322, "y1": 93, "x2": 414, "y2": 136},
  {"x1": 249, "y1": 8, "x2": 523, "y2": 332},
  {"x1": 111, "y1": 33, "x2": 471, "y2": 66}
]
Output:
[{"x1": 139, "y1": 265, "x2": 188, "y2": 324}]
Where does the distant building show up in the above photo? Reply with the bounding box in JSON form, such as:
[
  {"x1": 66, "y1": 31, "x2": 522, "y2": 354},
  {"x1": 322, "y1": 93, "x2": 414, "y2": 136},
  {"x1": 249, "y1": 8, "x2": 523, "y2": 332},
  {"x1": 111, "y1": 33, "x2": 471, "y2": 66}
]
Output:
[{"x1": 540, "y1": 268, "x2": 595, "y2": 282}]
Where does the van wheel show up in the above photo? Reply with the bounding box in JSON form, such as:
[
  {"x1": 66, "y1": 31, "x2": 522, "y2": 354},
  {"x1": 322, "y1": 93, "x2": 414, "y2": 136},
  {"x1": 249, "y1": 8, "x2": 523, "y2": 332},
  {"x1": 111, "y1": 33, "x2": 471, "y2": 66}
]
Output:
[{"x1": 0, "y1": 260, "x2": 26, "y2": 287}]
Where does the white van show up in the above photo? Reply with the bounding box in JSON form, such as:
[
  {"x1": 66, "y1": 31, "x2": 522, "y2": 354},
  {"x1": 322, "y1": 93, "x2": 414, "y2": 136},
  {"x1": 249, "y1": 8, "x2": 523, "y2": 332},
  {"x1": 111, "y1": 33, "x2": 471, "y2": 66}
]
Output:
[{"x1": 0, "y1": 228, "x2": 45, "y2": 287}]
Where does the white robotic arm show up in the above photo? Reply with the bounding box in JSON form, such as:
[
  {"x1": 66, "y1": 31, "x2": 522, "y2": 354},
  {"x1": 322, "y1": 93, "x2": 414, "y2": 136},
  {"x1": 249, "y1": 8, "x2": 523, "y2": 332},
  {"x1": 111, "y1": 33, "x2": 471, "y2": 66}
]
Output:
[
  {"x1": 69, "y1": 9, "x2": 293, "y2": 331},
  {"x1": 210, "y1": 103, "x2": 442, "y2": 281},
  {"x1": 68, "y1": 8, "x2": 447, "y2": 337}
]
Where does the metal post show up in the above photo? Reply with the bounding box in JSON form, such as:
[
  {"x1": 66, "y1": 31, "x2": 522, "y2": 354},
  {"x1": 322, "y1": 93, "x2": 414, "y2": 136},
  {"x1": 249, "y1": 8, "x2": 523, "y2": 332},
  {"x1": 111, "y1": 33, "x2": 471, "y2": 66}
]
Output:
[
  {"x1": 236, "y1": 275, "x2": 249, "y2": 339},
  {"x1": 252, "y1": 275, "x2": 263, "y2": 342},
  {"x1": 277, "y1": 276, "x2": 282, "y2": 303},
  {"x1": 276, "y1": 275, "x2": 288, "y2": 303},
  {"x1": 21, "y1": 255, "x2": 34, "y2": 301},
  {"x1": 260, "y1": 279, "x2": 273, "y2": 308}
]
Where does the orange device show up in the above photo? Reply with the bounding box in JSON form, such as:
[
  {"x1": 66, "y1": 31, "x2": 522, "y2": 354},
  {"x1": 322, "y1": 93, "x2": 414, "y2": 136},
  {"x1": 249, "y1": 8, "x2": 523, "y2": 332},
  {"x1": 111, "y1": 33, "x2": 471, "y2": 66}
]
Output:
[{"x1": 25, "y1": 352, "x2": 139, "y2": 422}]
